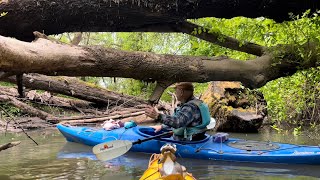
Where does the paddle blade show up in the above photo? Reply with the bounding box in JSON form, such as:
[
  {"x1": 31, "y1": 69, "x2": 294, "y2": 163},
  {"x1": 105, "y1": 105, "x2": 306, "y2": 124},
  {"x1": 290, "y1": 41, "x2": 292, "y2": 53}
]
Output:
[{"x1": 92, "y1": 140, "x2": 132, "y2": 161}]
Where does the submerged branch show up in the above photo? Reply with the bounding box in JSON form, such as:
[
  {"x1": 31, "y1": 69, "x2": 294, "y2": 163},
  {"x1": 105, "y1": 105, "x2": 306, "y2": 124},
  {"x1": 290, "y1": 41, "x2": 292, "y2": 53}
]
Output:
[
  {"x1": 175, "y1": 21, "x2": 265, "y2": 56},
  {"x1": 0, "y1": 106, "x2": 38, "y2": 145},
  {"x1": 0, "y1": 141, "x2": 21, "y2": 152}
]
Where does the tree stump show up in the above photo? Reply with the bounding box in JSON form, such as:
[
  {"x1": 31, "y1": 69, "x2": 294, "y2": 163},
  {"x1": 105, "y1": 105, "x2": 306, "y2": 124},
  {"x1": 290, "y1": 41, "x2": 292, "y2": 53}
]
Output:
[{"x1": 201, "y1": 81, "x2": 267, "y2": 133}]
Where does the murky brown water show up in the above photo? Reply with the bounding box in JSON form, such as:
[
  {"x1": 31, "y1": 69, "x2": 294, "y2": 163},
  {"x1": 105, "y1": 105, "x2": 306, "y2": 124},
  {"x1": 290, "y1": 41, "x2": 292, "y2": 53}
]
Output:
[{"x1": 0, "y1": 128, "x2": 320, "y2": 180}]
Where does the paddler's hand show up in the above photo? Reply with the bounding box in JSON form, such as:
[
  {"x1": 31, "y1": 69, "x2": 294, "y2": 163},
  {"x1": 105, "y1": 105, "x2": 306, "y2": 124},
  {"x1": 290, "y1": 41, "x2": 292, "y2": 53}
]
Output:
[
  {"x1": 144, "y1": 105, "x2": 160, "y2": 120},
  {"x1": 150, "y1": 125, "x2": 162, "y2": 133}
]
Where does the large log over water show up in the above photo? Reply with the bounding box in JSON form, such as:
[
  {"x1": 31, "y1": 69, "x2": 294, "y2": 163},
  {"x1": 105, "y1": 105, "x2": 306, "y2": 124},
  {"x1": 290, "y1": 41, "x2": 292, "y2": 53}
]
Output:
[{"x1": 1, "y1": 36, "x2": 319, "y2": 91}]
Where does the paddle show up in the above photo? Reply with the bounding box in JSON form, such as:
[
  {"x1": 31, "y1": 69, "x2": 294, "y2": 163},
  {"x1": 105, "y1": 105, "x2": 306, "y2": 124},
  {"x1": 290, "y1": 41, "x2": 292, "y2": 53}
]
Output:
[{"x1": 93, "y1": 117, "x2": 216, "y2": 161}]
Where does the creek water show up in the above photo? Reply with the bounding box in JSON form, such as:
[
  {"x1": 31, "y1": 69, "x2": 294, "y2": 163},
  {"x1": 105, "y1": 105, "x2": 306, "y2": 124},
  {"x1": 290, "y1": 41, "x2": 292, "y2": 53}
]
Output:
[{"x1": 0, "y1": 128, "x2": 320, "y2": 180}]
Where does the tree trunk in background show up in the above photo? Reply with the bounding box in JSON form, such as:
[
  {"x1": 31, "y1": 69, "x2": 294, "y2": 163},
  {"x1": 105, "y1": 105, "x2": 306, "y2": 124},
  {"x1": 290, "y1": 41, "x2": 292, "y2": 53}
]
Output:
[{"x1": 3, "y1": 74, "x2": 147, "y2": 107}]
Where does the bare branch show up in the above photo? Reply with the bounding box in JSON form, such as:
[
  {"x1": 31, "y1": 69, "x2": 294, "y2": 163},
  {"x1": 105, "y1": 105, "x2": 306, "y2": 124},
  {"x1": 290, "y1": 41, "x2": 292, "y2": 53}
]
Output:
[{"x1": 174, "y1": 21, "x2": 265, "y2": 56}]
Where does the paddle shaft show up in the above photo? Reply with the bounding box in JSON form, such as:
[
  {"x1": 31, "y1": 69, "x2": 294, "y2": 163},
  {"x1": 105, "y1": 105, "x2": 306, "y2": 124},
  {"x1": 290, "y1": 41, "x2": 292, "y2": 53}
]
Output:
[
  {"x1": 132, "y1": 127, "x2": 213, "y2": 145},
  {"x1": 132, "y1": 131, "x2": 173, "y2": 145}
]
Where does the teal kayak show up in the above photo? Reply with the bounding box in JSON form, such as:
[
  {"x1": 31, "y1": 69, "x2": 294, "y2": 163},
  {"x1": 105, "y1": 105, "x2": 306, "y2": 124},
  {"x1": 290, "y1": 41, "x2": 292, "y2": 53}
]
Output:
[{"x1": 57, "y1": 124, "x2": 320, "y2": 165}]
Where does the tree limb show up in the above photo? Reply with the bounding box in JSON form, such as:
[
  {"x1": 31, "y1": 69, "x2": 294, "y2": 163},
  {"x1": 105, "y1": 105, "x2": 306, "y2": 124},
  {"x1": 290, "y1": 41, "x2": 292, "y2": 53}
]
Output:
[
  {"x1": 1, "y1": 35, "x2": 319, "y2": 89},
  {"x1": 0, "y1": 141, "x2": 21, "y2": 152},
  {"x1": 174, "y1": 21, "x2": 265, "y2": 56}
]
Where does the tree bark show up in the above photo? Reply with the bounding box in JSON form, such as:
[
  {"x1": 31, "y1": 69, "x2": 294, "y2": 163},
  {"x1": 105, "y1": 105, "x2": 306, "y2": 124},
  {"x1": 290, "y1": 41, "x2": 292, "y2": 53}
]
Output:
[
  {"x1": 1, "y1": 35, "x2": 319, "y2": 89},
  {"x1": 0, "y1": 0, "x2": 319, "y2": 40},
  {"x1": 174, "y1": 22, "x2": 265, "y2": 56},
  {"x1": 60, "y1": 111, "x2": 145, "y2": 124},
  {"x1": 3, "y1": 73, "x2": 147, "y2": 107}
]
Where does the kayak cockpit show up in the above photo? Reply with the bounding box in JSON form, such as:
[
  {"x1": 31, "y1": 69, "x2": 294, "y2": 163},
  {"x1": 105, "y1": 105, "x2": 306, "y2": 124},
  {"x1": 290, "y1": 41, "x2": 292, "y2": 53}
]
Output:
[{"x1": 134, "y1": 126, "x2": 211, "y2": 144}]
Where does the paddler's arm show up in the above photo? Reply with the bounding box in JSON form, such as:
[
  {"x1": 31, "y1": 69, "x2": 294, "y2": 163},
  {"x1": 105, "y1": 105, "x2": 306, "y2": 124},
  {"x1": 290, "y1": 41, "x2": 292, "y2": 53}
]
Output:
[{"x1": 155, "y1": 104, "x2": 200, "y2": 129}]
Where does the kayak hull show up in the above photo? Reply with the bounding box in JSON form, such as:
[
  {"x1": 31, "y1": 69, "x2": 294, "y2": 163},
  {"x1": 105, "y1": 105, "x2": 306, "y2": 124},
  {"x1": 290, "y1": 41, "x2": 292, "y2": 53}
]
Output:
[{"x1": 57, "y1": 124, "x2": 320, "y2": 165}]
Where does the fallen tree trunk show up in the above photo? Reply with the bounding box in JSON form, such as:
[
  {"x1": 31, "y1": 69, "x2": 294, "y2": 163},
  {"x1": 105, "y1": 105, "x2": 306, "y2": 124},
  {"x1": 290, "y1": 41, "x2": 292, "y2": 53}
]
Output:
[
  {"x1": 0, "y1": 86, "x2": 101, "y2": 117},
  {"x1": 0, "y1": 94, "x2": 53, "y2": 119},
  {"x1": 47, "y1": 106, "x2": 147, "y2": 122},
  {"x1": 60, "y1": 111, "x2": 145, "y2": 124},
  {"x1": 1, "y1": 35, "x2": 318, "y2": 91},
  {"x1": 3, "y1": 74, "x2": 147, "y2": 107},
  {"x1": 0, "y1": 86, "x2": 93, "y2": 109}
]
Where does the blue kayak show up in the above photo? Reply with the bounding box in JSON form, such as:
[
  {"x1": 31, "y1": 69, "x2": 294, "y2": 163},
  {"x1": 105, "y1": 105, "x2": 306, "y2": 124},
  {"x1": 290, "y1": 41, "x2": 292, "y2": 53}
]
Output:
[{"x1": 57, "y1": 124, "x2": 320, "y2": 165}]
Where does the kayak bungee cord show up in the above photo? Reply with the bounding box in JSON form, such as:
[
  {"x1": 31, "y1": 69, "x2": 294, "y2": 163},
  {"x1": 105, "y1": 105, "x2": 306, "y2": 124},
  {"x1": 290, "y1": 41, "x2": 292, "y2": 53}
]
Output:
[{"x1": 195, "y1": 142, "x2": 320, "y2": 155}]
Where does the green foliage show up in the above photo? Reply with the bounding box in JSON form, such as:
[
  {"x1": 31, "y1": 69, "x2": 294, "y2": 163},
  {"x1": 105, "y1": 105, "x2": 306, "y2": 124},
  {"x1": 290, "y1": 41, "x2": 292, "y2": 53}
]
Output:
[
  {"x1": 106, "y1": 78, "x2": 156, "y2": 99},
  {"x1": 187, "y1": 14, "x2": 320, "y2": 131},
  {"x1": 0, "y1": 81, "x2": 15, "y2": 87},
  {"x1": 0, "y1": 103, "x2": 22, "y2": 117},
  {"x1": 261, "y1": 67, "x2": 320, "y2": 131},
  {"x1": 293, "y1": 126, "x2": 302, "y2": 136}
]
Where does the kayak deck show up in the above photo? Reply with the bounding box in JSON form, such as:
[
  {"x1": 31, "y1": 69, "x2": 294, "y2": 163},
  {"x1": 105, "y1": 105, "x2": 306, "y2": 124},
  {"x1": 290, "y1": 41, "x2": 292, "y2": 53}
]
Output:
[{"x1": 57, "y1": 124, "x2": 320, "y2": 165}]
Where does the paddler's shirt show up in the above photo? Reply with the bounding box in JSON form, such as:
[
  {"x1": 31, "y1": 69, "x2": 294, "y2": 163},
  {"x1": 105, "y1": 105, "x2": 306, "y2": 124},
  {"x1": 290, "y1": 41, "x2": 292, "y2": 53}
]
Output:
[{"x1": 156, "y1": 96, "x2": 202, "y2": 130}]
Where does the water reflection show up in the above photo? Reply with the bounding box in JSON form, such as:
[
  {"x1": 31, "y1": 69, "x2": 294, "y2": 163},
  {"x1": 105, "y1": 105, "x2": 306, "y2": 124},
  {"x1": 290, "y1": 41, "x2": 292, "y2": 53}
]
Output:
[
  {"x1": 0, "y1": 129, "x2": 319, "y2": 179},
  {"x1": 58, "y1": 142, "x2": 320, "y2": 179}
]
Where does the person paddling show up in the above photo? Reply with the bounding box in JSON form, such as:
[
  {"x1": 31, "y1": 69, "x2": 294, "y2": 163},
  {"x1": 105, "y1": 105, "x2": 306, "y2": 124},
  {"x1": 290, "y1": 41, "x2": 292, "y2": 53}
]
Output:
[{"x1": 145, "y1": 82, "x2": 211, "y2": 141}]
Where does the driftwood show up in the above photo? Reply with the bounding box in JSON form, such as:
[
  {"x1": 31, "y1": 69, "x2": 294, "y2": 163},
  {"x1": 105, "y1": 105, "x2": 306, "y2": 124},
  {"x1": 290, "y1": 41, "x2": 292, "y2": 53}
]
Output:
[
  {"x1": 3, "y1": 74, "x2": 147, "y2": 107},
  {"x1": 58, "y1": 102, "x2": 172, "y2": 125},
  {"x1": 47, "y1": 107, "x2": 148, "y2": 122},
  {"x1": 0, "y1": 141, "x2": 21, "y2": 152},
  {"x1": 121, "y1": 114, "x2": 154, "y2": 124},
  {"x1": 25, "y1": 90, "x2": 92, "y2": 109},
  {"x1": 0, "y1": 117, "x2": 54, "y2": 132},
  {"x1": 60, "y1": 111, "x2": 146, "y2": 124},
  {"x1": 0, "y1": 86, "x2": 93, "y2": 109},
  {"x1": 0, "y1": 94, "x2": 52, "y2": 120}
]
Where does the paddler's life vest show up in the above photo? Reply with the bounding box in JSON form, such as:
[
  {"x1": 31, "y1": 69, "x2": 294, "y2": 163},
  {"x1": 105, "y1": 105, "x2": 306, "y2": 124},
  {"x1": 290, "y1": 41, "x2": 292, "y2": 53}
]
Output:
[{"x1": 172, "y1": 99, "x2": 211, "y2": 139}]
